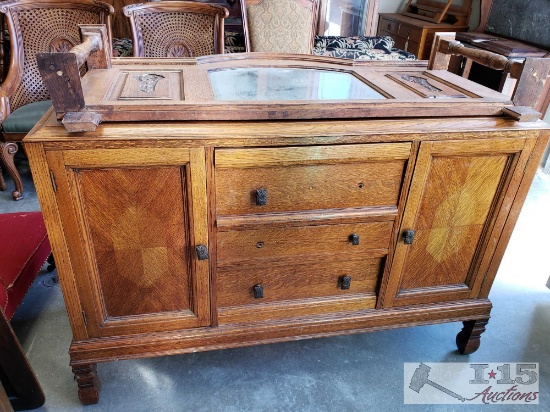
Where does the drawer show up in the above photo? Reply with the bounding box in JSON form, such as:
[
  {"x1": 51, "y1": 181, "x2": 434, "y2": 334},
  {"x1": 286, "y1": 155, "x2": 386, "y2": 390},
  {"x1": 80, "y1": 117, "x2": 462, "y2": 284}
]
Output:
[
  {"x1": 398, "y1": 24, "x2": 423, "y2": 43},
  {"x1": 215, "y1": 143, "x2": 411, "y2": 215},
  {"x1": 393, "y1": 35, "x2": 420, "y2": 56},
  {"x1": 217, "y1": 221, "x2": 394, "y2": 266},
  {"x1": 379, "y1": 18, "x2": 399, "y2": 35},
  {"x1": 217, "y1": 257, "x2": 383, "y2": 307}
]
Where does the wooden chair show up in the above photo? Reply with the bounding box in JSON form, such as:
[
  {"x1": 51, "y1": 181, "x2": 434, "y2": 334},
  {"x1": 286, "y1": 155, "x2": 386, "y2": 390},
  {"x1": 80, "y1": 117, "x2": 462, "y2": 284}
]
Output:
[
  {"x1": 241, "y1": 0, "x2": 319, "y2": 53},
  {"x1": 455, "y1": 0, "x2": 550, "y2": 117},
  {"x1": 0, "y1": 0, "x2": 114, "y2": 200},
  {"x1": 123, "y1": 1, "x2": 229, "y2": 57}
]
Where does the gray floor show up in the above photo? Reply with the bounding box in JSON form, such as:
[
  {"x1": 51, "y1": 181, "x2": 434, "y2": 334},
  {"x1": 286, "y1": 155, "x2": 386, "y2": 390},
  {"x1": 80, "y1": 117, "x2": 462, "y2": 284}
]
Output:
[{"x1": 2, "y1": 153, "x2": 550, "y2": 412}]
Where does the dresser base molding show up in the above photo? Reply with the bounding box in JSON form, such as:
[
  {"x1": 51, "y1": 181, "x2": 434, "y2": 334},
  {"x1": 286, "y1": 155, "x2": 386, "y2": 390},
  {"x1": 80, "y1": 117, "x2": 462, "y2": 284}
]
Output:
[{"x1": 68, "y1": 299, "x2": 492, "y2": 366}]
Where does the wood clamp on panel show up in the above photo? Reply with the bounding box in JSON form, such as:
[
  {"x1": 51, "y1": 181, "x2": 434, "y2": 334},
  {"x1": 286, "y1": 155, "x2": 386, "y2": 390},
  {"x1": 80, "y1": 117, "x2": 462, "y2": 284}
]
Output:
[{"x1": 36, "y1": 24, "x2": 110, "y2": 132}]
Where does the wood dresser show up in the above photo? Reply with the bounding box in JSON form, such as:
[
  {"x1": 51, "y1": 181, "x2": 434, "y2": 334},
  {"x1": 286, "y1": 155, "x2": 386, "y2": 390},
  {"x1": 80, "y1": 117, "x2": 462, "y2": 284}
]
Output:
[
  {"x1": 26, "y1": 28, "x2": 550, "y2": 404},
  {"x1": 377, "y1": 13, "x2": 468, "y2": 59}
]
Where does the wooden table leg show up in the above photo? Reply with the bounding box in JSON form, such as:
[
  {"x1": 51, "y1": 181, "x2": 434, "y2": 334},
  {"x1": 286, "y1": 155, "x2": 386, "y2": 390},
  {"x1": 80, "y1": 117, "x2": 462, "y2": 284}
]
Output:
[
  {"x1": 72, "y1": 363, "x2": 100, "y2": 405},
  {"x1": 456, "y1": 318, "x2": 489, "y2": 355},
  {"x1": 0, "y1": 142, "x2": 24, "y2": 200}
]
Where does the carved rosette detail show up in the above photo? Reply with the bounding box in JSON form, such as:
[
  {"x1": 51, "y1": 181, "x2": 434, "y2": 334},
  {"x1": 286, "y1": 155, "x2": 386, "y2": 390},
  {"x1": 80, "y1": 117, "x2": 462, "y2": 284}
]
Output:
[
  {"x1": 49, "y1": 37, "x2": 75, "y2": 53},
  {"x1": 401, "y1": 75, "x2": 442, "y2": 93},
  {"x1": 166, "y1": 41, "x2": 193, "y2": 58},
  {"x1": 123, "y1": 4, "x2": 143, "y2": 16},
  {"x1": 4, "y1": 142, "x2": 18, "y2": 155},
  {"x1": 0, "y1": 0, "x2": 20, "y2": 13},
  {"x1": 135, "y1": 73, "x2": 165, "y2": 93}
]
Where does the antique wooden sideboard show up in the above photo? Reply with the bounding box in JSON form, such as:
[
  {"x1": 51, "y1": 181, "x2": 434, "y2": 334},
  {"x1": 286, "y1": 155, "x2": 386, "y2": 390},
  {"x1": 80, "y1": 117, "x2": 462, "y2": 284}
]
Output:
[{"x1": 26, "y1": 27, "x2": 550, "y2": 404}]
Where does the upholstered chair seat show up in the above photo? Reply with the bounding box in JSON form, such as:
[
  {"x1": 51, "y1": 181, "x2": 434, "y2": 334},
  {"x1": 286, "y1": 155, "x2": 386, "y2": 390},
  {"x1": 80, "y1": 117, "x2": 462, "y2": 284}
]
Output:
[{"x1": 1, "y1": 101, "x2": 52, "y2": 134}]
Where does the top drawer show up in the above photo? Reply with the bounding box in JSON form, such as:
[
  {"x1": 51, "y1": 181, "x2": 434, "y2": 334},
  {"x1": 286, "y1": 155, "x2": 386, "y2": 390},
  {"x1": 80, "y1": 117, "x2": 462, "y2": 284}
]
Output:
[
  {"x1": 215, "y1": 143, "x2": 411, "y2": 215},
  {"x1": 379, "y1": 18, "x2": 399, "y2": 35},
  {"x1": 398, "y1": 23, "x2": 423, "y2": 43}
]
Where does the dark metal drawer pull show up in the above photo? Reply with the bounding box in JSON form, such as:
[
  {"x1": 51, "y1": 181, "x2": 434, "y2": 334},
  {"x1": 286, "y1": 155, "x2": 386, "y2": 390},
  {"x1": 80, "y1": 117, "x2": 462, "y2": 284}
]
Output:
[
  {"x1": 403, "y1": 230, "x2": 416, "y2": 245},
  {"x1": 253, "y1": 284, "x2": 264, "y2": 299},
  {"x1": 341, "y1": 276, "x2": 351, "y2": 290},
  {"x1": 255, "y1": 189, "x2": 268, "y2": 206},
  {"x1": 349, "y1": 233, "x2": 360, "y2": 245},
  {"x1": 195, "y1": 245, "x2": 209, "y2": 260}
]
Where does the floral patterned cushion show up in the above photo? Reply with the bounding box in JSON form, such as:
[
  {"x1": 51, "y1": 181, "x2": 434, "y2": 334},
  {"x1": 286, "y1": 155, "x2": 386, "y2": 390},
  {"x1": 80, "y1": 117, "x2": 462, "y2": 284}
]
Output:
[
  {"x1": 74, "y1": 33, "x2": 417, "y2": 61},
  {"x1": 312, "y1": 46, "x2": 416, "y2": 61},
  {"x1": 224, "y1": 31, "x2": 246, "y2": 53},
  {"x1": 313, "y1": 35, "x2": 395, "y2": 53},
  {"x1": 312, "y1": 35, "x2": 416, "y2": 61},
  {"x1": 112, "y1": 37, "x2": 133, "y2": 57}
]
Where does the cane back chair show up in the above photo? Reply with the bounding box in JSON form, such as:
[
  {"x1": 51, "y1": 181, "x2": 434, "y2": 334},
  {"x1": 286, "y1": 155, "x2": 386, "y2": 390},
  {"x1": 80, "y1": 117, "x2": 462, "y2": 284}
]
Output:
[
  {"x1": 0, "y1": 0, "x2": 114, "y2": 200},
  {"x1": 123, "y1": 1, "x2": 229, "y2": 58},
  {"x1": 241, "y1": 0, "x2": 319, "y2": 54}
]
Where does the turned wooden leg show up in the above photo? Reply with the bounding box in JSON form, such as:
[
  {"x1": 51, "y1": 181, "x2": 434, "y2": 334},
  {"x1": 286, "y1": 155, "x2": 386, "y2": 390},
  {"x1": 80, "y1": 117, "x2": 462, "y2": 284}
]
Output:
[
  {"x1": 72, "y1": 363, "x2": 100, "y2": 405},
  {"x1": 0, "y1": 142, "x2": 23, "y2": 200},
  {"x1": 456, "y1": 318, "x2": 489, "y2": 355},
  {"x1": 46, "y1": 253, "x2": 56, "y2": 272}
]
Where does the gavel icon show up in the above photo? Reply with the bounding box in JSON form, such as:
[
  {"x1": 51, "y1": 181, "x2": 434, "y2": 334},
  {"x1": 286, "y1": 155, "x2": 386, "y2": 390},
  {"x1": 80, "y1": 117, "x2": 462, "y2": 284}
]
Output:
[{"x1": 409, "y1": 363, "x2": 466, "y2": 402}]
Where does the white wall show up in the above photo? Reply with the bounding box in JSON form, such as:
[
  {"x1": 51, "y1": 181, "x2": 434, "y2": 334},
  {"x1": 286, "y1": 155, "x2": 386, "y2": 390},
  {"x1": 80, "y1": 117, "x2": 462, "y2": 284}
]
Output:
[{"x1": 378, "y1": 0, "x2": 407, "y2": 14}]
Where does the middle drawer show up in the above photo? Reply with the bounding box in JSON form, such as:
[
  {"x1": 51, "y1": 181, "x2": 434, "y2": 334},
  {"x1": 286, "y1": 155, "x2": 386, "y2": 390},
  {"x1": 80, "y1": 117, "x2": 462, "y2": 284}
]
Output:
[
  {"x1": 217, "y1": 221, "x2": 394, "y2": 266},
  {"x1": 215, "y1": 143, "x2": 411, "y2": 215}
]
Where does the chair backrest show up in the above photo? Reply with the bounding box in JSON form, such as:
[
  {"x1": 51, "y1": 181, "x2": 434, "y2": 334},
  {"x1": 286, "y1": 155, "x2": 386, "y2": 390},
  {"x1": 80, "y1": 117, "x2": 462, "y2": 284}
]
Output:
[
  {"x1": 242, "y1": 0, "x2": 319, "y2": 54},
  {"x1": 123, "y1": 1, "x2": 229, "y2": 58},
  {"x1": 0, "y1": 0, "x2": 114, "y2": 118}
]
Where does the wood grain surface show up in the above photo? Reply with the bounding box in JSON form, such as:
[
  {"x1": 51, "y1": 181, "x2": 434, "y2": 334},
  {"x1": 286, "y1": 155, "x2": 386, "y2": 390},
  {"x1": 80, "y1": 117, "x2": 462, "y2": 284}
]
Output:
[{"x1": 23, "y1": 53, "x2": 550, "y2": 403}]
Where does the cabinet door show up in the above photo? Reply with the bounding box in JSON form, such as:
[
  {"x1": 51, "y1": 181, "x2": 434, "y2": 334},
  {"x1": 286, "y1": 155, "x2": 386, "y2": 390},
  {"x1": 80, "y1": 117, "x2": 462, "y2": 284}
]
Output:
[
  {"x1": 380, "y1": 138, "x2": 534, "y2": 307},
  {"x1": 48, "y1": 148, "x2": 210, "y2": 337}
]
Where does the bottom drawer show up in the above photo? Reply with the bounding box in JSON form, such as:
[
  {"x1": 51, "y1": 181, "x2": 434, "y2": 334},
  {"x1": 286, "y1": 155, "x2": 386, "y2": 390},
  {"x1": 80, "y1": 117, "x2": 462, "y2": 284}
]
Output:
[
  {"x1": 379, "y1": 30, "x2": 420, "y2": 56},
  {"x1": 217, "y1": 257, "x2": 384, "y2": 324}
]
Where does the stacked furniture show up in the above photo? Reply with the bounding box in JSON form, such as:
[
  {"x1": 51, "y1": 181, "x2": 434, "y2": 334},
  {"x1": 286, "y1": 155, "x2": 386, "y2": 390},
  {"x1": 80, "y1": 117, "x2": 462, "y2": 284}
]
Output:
[
  {"x1": 28, "y1": 27, "x2": 550, "y2": 404},
  {"x1": 455, "y1": 0, "x2": 550, "y2": 117},
  {"x1": 112, "y1": 0, "x2": 416, "y2": 60},
  {"x1": 377, "y1": 0, "x2": 472, "y2": 59}
]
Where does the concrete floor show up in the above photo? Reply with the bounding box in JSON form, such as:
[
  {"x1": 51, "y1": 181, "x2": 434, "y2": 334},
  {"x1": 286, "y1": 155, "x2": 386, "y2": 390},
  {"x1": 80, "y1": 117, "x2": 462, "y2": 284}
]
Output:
[{"x1": 2, "y1": 153, "x2": 549, "y2": 412}]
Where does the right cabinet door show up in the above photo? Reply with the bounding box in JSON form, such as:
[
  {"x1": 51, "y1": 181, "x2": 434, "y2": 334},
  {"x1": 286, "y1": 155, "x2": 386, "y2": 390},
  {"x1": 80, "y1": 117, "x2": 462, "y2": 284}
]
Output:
[{"x1": 381, "y1": 138, "x2": 535, "y2": 307}]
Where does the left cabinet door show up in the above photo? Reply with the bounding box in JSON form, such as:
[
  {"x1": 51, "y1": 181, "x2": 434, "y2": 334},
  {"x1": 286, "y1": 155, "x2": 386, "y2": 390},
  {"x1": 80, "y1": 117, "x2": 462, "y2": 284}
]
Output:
[{"x1": 47, "y1": 147, "x2": 210, "y2": 338}]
